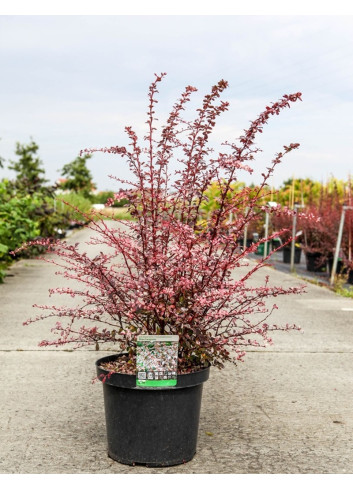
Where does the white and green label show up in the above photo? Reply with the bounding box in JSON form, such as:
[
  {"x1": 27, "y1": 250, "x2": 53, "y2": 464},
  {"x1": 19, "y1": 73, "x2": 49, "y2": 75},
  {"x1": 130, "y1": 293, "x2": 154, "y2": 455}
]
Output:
[{"x1": 136, "y1": 335, "x2": 179, "y2": 387}]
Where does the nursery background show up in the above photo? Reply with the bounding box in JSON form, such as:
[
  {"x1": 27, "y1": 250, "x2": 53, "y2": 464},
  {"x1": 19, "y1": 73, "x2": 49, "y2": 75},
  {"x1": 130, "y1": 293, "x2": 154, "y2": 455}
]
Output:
[
  {"x1": 1, "y1": 12, "x2": 353, "y2": 280},
  {"x1": 1, "y1": 14, "x2": 353, "y2": 189}
]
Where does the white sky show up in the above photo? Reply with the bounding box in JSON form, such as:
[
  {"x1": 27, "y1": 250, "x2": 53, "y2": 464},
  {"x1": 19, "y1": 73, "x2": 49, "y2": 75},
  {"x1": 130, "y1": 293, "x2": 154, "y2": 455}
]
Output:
[{"x1": 1, "y1": 3, "x2": 353, "y2": 191}]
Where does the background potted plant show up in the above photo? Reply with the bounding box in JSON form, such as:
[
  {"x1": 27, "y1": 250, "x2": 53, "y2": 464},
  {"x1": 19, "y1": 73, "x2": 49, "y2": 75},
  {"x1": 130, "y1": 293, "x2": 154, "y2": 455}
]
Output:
[
  {"x1": 301, "y1": 187, "x2": 342, "y2": 273},
  {"x1": 271, "y1": 208, "x2": 303, "y2": 264},
  {"x1": 338, "y1": 209, "x2": 353, "y2": 284},
  {"x1": 17, "y1": 74, "x2": 304, "y2": 467}
]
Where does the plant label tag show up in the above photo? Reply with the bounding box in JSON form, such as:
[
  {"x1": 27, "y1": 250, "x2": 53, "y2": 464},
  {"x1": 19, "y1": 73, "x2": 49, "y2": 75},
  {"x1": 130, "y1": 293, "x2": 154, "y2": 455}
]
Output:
[{"x1": 136, "y1": 335, "x2": 179, "y2": 387}]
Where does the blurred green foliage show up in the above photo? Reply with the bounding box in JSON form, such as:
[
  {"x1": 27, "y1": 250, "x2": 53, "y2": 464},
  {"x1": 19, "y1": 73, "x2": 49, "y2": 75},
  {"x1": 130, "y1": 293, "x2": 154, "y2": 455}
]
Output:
[{"x1": 58, "y1": 154, "x2": 94, "y2": 198}]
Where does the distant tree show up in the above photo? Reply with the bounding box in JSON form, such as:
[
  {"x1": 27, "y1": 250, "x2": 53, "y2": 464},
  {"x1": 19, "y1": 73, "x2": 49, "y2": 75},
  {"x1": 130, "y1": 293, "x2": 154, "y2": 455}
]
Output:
[
  {"x1": 277, "y1": 178, "x2": 323, "y2": 207},
  {"x1": 8, "y1": 140, "x2": 49, "y2": 195},
  {"x1": 59, "y1": 154, "x2": 94, "y2": 198}
]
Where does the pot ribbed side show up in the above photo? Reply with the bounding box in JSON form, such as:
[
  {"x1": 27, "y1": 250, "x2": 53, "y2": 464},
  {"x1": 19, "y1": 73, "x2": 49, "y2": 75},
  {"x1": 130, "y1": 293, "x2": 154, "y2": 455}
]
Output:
[{"x1": 96, "y1": 353, "x2": 210, "y2": 467}]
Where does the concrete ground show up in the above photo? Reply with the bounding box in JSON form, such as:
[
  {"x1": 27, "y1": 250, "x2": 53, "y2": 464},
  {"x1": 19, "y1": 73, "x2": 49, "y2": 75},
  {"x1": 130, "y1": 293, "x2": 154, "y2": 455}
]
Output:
[{"x1": 1, "y1": 223, "x2": 353, "y2": 474}]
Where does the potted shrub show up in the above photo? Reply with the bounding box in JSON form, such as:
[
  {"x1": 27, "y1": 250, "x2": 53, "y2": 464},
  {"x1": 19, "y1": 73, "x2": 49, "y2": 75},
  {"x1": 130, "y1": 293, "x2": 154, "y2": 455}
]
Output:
[
  {"x1": 17, "y1": 74, "x2": 304, "y2": 467},
  {"x1": 283, "y1": 243, "x2": 302, "y2": 264},
  {"x1": 271, "y1": 208, "x2": 303, "y2": 264},
  {"x1": 339, "y1": 202, "x2": 353, "y2": 284},
  {"x1": 302, "y1": 182, "x2": 353, "y2": 277},
  {"x1": 301, "y1": 192, "x2": 342, "y2": 273}
]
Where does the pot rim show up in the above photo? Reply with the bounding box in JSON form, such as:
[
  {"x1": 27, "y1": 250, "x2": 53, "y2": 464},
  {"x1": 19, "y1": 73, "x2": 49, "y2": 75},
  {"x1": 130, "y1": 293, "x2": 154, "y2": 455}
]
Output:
[{"x1": 96, "y1": 353, "x2": 210, "y2": 390}]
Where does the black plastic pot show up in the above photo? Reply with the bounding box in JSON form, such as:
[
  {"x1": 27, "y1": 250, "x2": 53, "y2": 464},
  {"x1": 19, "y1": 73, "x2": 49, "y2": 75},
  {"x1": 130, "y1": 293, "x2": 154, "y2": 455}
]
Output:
[
  {"x1": 283, "y1": 246, "x2": 302, "y2": 264},
  {"x1": 348, "y1": 270, "x2": 353, "y2": 285},
  {"x1": 305, "y1": 252, "x2": 326, "y2": 272},
  {"x1": 238, "y1": 238, "x2": 252, "y2": 248},
  {"x1": 327, "y1": 257, "x2": 345, "y2": 275},
  {"x1": 96, "y1": 353, "x2": 210, "y2": 467}
]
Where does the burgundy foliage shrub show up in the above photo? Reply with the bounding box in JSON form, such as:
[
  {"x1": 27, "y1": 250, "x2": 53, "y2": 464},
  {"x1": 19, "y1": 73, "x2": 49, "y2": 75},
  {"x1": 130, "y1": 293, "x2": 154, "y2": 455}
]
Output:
[
  {"x1": 301, "y1": 186, "x2": 342, "y2": 265},
  {"x1": 18, "y1": 74, "x2": 304, "y2": 372}
]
